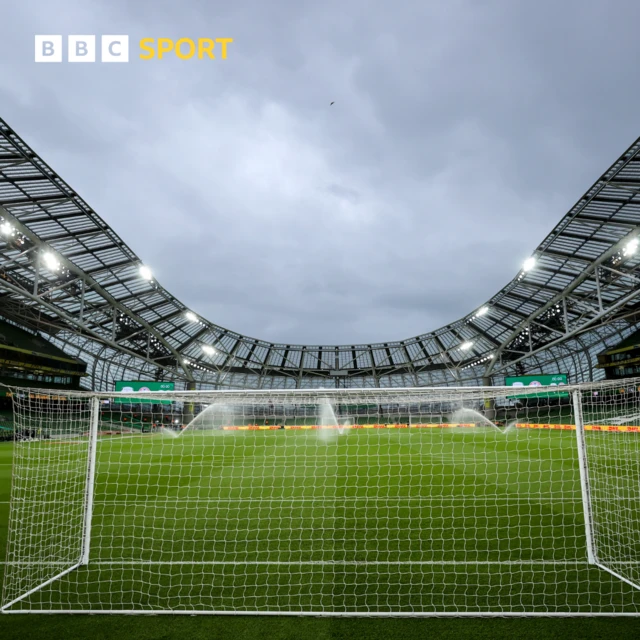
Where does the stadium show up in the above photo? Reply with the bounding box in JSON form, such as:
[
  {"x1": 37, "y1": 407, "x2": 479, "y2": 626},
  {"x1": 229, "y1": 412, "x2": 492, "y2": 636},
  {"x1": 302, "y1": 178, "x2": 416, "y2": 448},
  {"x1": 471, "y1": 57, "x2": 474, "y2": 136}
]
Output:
[
  {"x1": 1, "y1": 118, "x2": 640, "y2": 392},
  {"x1": 1, "y1": 110, "x2": 640, "y2": 624}
]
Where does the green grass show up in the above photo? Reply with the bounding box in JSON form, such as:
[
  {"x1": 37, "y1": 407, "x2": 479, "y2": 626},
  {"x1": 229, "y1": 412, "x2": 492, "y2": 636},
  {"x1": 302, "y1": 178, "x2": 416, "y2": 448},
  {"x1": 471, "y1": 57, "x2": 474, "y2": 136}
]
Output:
[{"x1": 1, "y1": 428, "x2": 640, "y2": 638}]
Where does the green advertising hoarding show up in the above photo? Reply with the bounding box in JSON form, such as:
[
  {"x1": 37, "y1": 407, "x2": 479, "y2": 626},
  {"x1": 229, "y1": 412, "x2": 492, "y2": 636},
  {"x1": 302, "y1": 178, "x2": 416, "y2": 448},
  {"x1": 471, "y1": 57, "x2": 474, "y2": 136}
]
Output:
[
  {"x1": 114, "y1": 380, "x2": 175, "y2": 404},
  {"x1": 504, "y1": 374, "x2": 568, "y2": 399}
]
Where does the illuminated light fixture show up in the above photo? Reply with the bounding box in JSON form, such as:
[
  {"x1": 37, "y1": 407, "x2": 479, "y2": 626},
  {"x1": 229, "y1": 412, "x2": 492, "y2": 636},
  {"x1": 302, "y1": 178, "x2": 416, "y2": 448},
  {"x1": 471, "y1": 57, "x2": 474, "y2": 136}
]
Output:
[
  {"x1": 522, "y1": 256, "x2": 536, "y2": 272},
  {"x1": 0, "y1": 222, "x2": 13, "y2": 236},
  {"x1": 460, "y1": 341, "x2": 474, "y2": 351},
  {"x1": 202, "y1": 345, "x2": 216, "y2": 356},
  {"x1": 476, "y1": 305, "x2": 489, "y2": 317},
  {"x1": 42, "y1": 251, "x2": 60, "y2": 272},
  {"x1": 623, "y1": 237, "x2": 639, "y2": 256},
  {"x1": 185, "y1": 311, "x2": 198, "y2": 322},
  {"x1": 139, "y1": 265, "x2": 153, "y2": 280}
]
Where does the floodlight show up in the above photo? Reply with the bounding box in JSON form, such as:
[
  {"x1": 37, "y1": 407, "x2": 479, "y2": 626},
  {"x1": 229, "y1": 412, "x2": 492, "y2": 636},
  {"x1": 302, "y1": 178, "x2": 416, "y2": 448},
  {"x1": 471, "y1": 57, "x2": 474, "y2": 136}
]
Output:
[
  {"x1": 460, "y1": 341, "x2": 474, "y2": 351},
  {"x1": 0, "y1": 222, "x2": 13, "y2": 236},
  {"x1": 202, "y1": 345, "x2": 216, "y2": 356},
  {"x1": 476, "y1": 306, "x2": 489, "y2": 317},
  {"x1": 42, "y1": 251, "x2": 60, "y2": 272},
  {"x1": 139, "y1": 265, "x2": 153, "y2": 280},
  {"x1": 522, "y1": 256, "x2": 536, "y2": 272},
  {"x1": 624, "y1": 237, "x2": 639, "y2": 256},
  {"x1": 185, "y1": 311, "x2": 198, "y2": 322}
]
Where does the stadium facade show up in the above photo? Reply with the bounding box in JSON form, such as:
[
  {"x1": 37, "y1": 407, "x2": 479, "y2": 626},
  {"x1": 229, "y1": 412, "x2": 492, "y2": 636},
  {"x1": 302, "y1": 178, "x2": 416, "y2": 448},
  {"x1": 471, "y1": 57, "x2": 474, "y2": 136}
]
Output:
[{"x1": 1, "y1": 117, "x2": 640, "y2": 391}]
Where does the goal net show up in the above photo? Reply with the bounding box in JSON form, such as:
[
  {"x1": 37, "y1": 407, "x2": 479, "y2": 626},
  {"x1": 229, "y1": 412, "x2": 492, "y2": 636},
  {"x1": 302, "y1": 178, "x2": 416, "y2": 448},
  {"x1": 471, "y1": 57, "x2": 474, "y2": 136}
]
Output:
[{"x1": 2, "y1": 380, "x2": 640, "y2": 615}]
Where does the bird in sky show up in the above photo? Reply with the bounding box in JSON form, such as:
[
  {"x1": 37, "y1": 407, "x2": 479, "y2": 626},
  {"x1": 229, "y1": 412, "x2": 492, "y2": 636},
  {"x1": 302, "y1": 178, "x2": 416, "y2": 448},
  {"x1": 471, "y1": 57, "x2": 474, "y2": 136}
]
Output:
[{"x1": 330, "y1": 101, "x2": 335, "y2": 106}]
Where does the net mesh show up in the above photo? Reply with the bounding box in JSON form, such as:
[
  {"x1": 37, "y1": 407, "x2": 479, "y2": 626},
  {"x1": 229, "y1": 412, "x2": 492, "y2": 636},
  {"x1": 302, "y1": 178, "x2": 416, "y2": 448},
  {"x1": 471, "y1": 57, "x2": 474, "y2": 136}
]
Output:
[{"x1": 2, "y1": 380, "x2": 640, "y2": 614}]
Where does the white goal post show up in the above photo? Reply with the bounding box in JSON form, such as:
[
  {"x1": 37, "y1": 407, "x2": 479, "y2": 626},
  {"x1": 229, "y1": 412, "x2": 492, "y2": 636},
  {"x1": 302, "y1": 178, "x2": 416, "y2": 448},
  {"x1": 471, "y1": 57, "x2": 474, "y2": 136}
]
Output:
[{"x1": 2, "y1": 379, "x2": 640, "y2": 615}]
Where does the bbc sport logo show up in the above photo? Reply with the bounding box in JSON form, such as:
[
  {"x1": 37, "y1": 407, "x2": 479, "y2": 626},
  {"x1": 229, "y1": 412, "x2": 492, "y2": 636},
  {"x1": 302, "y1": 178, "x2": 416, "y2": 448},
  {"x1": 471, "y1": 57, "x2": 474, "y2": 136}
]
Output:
[{"x1": 34, "y1": 35, "x2": 233, "y2": 63}]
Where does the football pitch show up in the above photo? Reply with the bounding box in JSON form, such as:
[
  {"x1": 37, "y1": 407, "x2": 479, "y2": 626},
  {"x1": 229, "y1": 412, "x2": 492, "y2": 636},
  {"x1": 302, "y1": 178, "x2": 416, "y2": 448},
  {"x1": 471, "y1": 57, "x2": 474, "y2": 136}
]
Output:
[{"x1": 1, "y1": 427, "x2": 640, "y2": 638}]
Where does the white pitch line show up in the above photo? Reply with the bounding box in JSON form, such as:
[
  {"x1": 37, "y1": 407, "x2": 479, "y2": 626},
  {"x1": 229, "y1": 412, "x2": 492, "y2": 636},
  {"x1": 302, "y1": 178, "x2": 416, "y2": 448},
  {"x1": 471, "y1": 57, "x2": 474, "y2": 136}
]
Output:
[
  {"x1": 0, "y1": 497, "x2": 587, "y2": 505},
  {"x1": 98, "y1": 497, "x2": 583, "y2": 502},
  {"x1": 0, "y1": 560, "x2": 604, "y2": 566}
]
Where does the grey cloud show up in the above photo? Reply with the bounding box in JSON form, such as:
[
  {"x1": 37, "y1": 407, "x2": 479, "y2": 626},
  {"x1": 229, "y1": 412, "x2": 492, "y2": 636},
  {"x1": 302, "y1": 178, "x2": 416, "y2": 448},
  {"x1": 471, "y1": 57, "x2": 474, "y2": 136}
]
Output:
[{"x1": 1, "y1": 0, "x2": 638, "y2": 345}]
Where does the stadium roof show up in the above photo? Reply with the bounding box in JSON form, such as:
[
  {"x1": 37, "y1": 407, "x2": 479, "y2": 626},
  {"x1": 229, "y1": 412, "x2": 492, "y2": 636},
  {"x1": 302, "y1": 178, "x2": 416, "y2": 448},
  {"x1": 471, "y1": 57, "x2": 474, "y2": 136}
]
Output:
[{"x1": 1, "y1": 117, "x2": 640, "y2": 389}]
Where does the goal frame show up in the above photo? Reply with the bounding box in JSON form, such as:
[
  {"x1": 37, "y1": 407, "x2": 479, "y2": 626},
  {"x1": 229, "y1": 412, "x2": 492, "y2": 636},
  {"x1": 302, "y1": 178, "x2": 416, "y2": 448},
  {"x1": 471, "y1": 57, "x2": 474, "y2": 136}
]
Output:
[{"x1": 2, "y1": 382, "x2": 640, "y2": 616}]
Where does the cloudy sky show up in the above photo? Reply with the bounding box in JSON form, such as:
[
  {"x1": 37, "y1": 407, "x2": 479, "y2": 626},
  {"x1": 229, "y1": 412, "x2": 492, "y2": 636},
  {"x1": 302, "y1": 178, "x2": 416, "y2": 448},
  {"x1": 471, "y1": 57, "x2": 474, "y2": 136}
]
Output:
[{"x1": 1, "y1": 0, "x2": 639, "y2": 345}]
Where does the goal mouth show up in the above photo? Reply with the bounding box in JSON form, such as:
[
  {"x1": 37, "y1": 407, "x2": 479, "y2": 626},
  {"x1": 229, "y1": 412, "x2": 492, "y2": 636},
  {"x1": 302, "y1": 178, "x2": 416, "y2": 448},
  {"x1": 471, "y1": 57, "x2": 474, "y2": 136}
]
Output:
[{"x1": 3, "y1": 380, "x2": 640, "y2": 615}]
